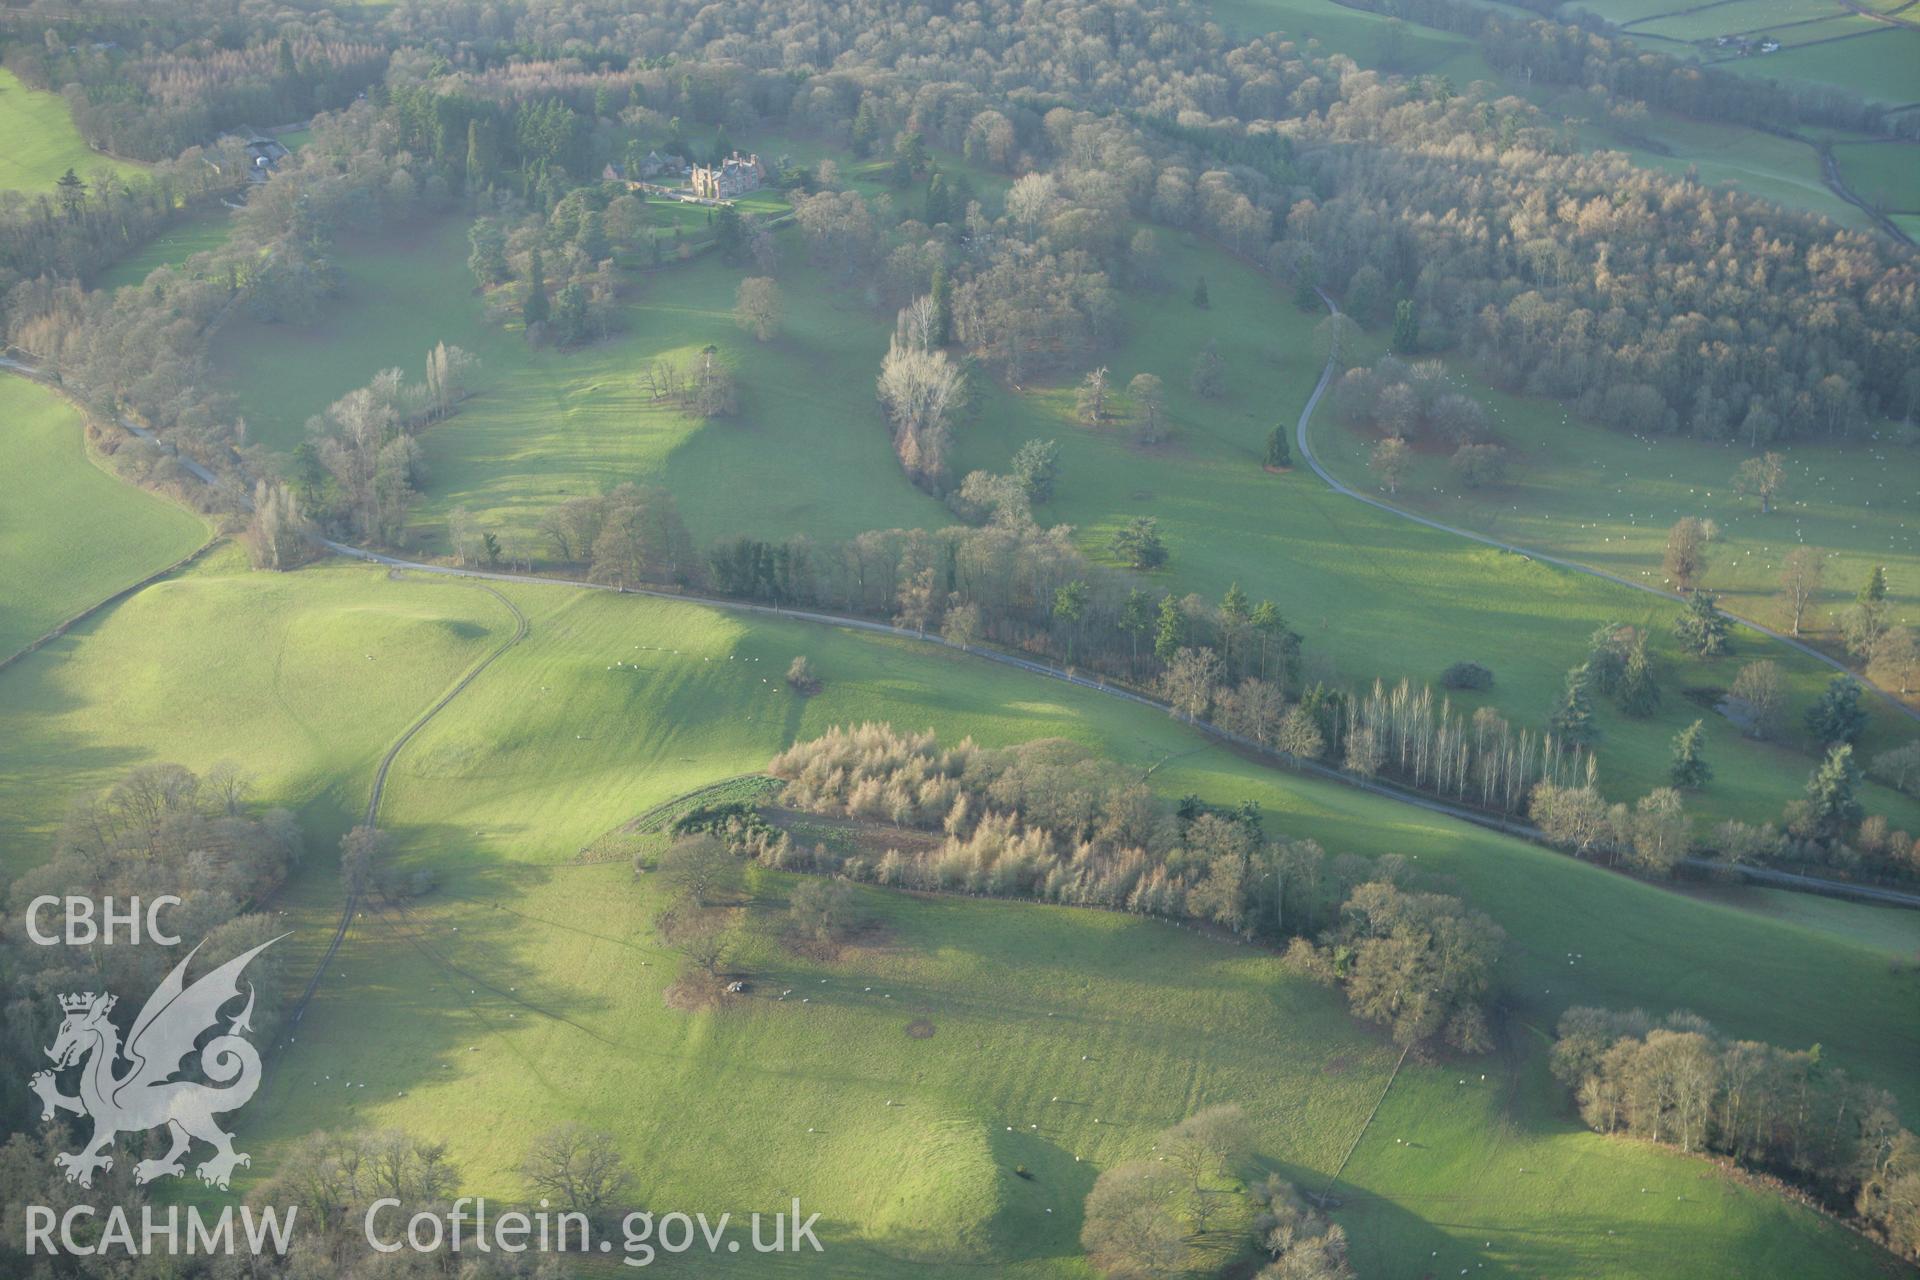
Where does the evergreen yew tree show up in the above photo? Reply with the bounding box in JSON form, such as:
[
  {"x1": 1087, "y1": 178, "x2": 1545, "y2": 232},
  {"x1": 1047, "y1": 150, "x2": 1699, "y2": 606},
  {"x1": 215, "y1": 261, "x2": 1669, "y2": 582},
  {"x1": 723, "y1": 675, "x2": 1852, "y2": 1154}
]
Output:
[
  {"x1": 522, "y1": 247, "x2": 550, "y2": 328},
  {"x1": 1618, "y1": 634, "x2": 1661, "y2": 717},
  {"x1": 1805, "y1": 676, "x2": 1868, "y2": 746},
  {"x1": 1392, "y1": 298, "x2": 1419, "y2": 354},
  {"x1": 1265, "y1": 424, "x2": 1292, "y2": 469},
  {"x1": 468, "y1": 218, "x2": 509, "y2": 287},
  {"x1": 1669, "y1": 720, "x2": 1711, "y2": 789},
  {"x1": 929, "y1": 266, "x2": 952, "y2": 344},
  {"x1": 715, "y1": 205, "x2": 744, "y2": 261},
  {"x1": 1799, "y1": 745, "x2": 1863, "y2": 843},
  {"x1": 465, "y1": 119, "x2": 490, "y2": 191},
  {"x1": 1549, "y1": 664, "x2": 1598, "y2": 746},
  {"x1": 1673, "y1": 590, "x2": 1730, "y2": 657},
  {"x1": 1587, "y1": 623, "x2": 1628, "y2": 695},
  {"x1": 1154, "y1": 594, "x2": 1185, "y2": 665},
  {"x1": 1859, "y1": 564, "x2": 1888, "y2": 610}
]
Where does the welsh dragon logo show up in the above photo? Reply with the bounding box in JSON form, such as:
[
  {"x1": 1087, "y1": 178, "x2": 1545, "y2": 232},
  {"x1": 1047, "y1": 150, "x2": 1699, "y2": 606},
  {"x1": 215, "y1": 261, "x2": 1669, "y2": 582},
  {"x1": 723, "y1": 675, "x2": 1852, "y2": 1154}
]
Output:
[{"x1": 30, "y1": 936, "x2": 283, "y2": 1190}]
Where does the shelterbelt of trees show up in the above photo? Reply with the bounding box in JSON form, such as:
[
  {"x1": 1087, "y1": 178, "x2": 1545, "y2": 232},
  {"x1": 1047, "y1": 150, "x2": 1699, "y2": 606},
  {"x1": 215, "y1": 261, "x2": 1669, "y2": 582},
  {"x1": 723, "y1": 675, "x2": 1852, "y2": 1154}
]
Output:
[{"x1": 751, "y1": 723, "x2": 1506, "y2": 1056}]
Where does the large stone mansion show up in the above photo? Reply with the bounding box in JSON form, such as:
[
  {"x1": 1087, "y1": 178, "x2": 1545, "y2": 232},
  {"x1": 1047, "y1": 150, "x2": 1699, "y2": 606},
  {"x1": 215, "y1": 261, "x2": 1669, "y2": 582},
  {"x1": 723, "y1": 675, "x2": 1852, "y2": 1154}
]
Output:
[{"x1": 690, "y1": 152, "x2": 767, "y2": 201}]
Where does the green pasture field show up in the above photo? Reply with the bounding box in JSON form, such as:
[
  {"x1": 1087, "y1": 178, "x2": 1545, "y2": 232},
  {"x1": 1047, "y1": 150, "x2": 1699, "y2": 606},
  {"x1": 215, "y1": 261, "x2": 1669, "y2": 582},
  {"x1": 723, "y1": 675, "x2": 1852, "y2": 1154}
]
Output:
[
  {"x1": 1306, "y1": 369, "x2": 1920, "y2": 709},
  {"x1": 0, "y1": 68, "x2": 142, "y2": 194},
  {"x1": 1633, "y1": 0, "x2": 1862, "y2": 39},
  {"x1": 1609, "y1": 114, "x2": 1865, "y2": 225},
  {"x1": 1562, "y1": 0, "x2": 1713, "y2": 23},
  {"x1": 1336, "y1": 1033, "x2": 1894, "y2": 1278},
  {"x1": 210, "y1": 218, "x2": 950, "y2": 547},
  {"x1": 1673, "y1": 881, "x2": 1920, "y2": 956},
  {"x1": 1638, "y1": 0, "x2": 1856, "y2": 28},
  {"x1": 204, "y1": 576, "x2": 1912, "y2": 1277},
  {"x1": 95, "y1": 210, "x2": 236, "y2": 290},
  {"x1": 0, "y1": 543, "x2": 1907, "y2": 1272},
  {"x1": 1718, "y1": 13, "x2": 1886, "y2": 43},
  {"x1": 0, "y1": 376, "x2": 208, "y2": 661},
  {"x1": 1212, "y1": 0, "x2": 1496, "y2": 78},
  {"x1": 206, "y1": 206, "x2": 1920, "y2": 837},
  {"x1": 1834, "y1": 140, "x2": 1920, "y2": 210},
  {"x1": 1718, "y1": 27, "x2": 1920, "y2": 103},
  {"x1": 752, "y1": 125, "x2": 1016, "y2": 205},
  {"x1": 0, "y1": 546, "x2": 511, "y2": 874}
]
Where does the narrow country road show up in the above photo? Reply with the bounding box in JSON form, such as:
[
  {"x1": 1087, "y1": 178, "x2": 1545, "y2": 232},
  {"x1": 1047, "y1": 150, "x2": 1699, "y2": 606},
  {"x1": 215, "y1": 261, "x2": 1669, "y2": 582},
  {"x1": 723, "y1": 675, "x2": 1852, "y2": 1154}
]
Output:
[
  {"x1": 4, "y1": 357, "x2": 1916, "y2": 911},
  {"x1": 1293, "y1": 292, "x2": 1920, "y2": 727}
]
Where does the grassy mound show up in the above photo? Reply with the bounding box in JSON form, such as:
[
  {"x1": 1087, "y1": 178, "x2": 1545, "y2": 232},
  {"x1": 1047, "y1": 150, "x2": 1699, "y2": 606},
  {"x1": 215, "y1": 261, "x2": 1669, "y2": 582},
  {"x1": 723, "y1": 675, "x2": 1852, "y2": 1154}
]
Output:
[{"x1": 0, "y1": 547, "x2": 511, "y2": 872}]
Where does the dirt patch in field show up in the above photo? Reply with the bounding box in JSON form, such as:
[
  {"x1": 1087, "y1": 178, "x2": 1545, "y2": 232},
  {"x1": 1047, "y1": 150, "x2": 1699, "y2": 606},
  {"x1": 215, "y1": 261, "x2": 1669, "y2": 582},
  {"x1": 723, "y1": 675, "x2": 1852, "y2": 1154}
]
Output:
[
  {"x1": 781, "y1": 915, "x2": 897, "y2": 963},
  {"x1": 906, "y1": 1018, "x2": 936, "y2": 1039},
  {"x1": 664, "y1": 974, "x2": 734, "y2": 1012},
  {"x1": 1323, "y1": 1054, "x2": 1354, "y2": 1076},
  {"x1": 764, "y1": 807, "x2": 945, "y2": 860}
]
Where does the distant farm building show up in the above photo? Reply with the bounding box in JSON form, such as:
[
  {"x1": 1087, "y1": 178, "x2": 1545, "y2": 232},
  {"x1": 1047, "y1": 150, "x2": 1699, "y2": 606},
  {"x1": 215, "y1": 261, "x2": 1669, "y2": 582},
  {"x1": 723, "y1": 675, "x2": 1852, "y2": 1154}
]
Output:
[{"x1": 210, "y1": 129, "x2": 291, "y2": 182}]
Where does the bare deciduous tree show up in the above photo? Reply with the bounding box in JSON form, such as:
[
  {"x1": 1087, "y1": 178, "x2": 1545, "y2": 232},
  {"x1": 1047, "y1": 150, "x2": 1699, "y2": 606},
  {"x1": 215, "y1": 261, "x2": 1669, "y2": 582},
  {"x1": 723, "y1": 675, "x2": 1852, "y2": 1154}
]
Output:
[
  {"x1": 877, "y1": 338, "x2": 966, "y2": 489},
  {"x1": 1778, "y1": 546, "x2": 1825, "y2": 636},
  {"x1": 1162, "y1": 646, "x2": 1224, "y2": 723},
  {"x1": 1733, "y1": 452, "x2": 1785, "y2": 514},
  {"x1": 1368, "y1": 435, "x2": 1409, "y2": 495},
  {"x1": 1128, "y1": 372, "x2": 1166, "y2": 443},
  {"x1": 520, "y1": 1126, "x2": 633, "y2": 1222},
  {"x1": 1662, "y1": 517, "x2": 1708, "y2": 591},
  {"x1": 733, "y1": 276, "x2": 781, "y2": 341},
  {"x1": 1076, "y1": 365, "x2": 1110, "y2": 423}
]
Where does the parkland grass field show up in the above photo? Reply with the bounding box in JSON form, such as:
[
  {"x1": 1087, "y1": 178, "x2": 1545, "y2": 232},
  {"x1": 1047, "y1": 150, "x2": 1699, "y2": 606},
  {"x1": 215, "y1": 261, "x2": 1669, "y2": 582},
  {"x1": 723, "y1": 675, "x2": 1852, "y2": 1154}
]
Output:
[
  {"x1": 0, "y1": 550, "x2": 1909, "y2": 1276},
  {"x1": 5, "y1": 1, "x2": 1919, "y2": 1265},
  {"x1": 0, "y1": 545, "x2": 510, "y2": 872},
  {"x1": 9, "y1": 191, "x2": 1919, "y2": 1265},
  {"x1": 1308, "y1": 366, "x2": 1920, "y2": 645},
  {"x1": 0, "y1": 377, "x2": 207, "y2": 661},
  {"x1": 1834, "y1": 140, "x2": 1920, "y2": 213},
  {"x1": 206, "y1": 209, "x2": 1920, "y2": 842},
  {"x1": 0, "y1": 67, "x2": 139, "y2": 193},
  {"x1": 94, "y1": 210, "x2": 236, "y2": 290}
]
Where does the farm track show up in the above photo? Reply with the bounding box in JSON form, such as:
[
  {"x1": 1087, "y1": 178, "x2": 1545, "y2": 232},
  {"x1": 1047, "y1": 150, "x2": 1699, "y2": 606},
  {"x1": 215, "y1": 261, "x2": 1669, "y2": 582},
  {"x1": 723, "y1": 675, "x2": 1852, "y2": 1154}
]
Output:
[
  {"x1": 1819, "y1": 144, "x2": 1919, "y2": 248},
  {"x1": 1291, "y1": 291, "x2": 1920, "y2": 725},
  {"x1": 278, "y1": 580, "x2": 527, "y2": 1043}
]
